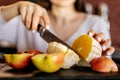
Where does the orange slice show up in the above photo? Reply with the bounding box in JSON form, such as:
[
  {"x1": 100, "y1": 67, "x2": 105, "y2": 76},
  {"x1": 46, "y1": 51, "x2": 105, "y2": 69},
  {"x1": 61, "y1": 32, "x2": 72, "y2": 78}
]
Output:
[{"x1": 72, "y1": 34, "x2": 102, "y2": 62}]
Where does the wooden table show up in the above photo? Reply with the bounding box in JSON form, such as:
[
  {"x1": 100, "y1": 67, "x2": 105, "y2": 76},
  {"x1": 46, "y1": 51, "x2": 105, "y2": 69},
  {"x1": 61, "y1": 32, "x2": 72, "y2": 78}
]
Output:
[{"x1": 0, "y1": 61, "x2": 120, "y2": 80}]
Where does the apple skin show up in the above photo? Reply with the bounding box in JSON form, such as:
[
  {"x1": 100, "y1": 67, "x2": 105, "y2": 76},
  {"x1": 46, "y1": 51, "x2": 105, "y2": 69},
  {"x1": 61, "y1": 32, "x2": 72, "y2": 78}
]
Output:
[
  {"x1": 18, "y1": 50, "x2": 43, "y2": 55},
  {"x1": 31, "y1": 52, "x2": 65, "y2": 73},
  {"x1": 90, "y1": 56, "x2": 118, "y2": 73},
  {"x1": 3, "y1": 53, "x2": 33, "y2": 69},
  {"x1": 26, "y1": 50, "x2": 43, "y2": 55}
]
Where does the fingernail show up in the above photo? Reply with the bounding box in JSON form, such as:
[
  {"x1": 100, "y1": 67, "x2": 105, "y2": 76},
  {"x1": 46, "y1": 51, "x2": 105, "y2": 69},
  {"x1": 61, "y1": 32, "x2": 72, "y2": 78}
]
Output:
[
  {"x1": 88, "y1": 32, "x2": 93, "y2": 37},
  {"x1": 31, "y1": 30, "x2": 36, "y2": 33},
  {"x1": 97, "y1": 37, "x2": 101, "y2": 42},
  {"x1": 46, "y1": 25, "x2": 50, "y2": 29},
  {"x1": 107, "y1": 52, "x2": 111, "y2": 55},
  {"x1": 102, "y1": 46, "x2": 107, "y2": 51}
]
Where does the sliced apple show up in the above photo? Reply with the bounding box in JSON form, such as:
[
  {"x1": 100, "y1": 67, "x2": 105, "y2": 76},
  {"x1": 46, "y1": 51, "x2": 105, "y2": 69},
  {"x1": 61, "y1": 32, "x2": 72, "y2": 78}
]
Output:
[
  {"x1": 31, "y1": 52, "x2": 65, "y2": 73},
  {"x1": 3, "y1": 53, "x2": 33, "y2": 69},
  {"x1": 90, "y1": 56, "x2": 118, "y2": 72},
  {"x1": 18, "y1": 50, "x2": 43, "y2": 55},
  {"x1": 27, "y1": 50, "x2": 43, "y2": 55}
]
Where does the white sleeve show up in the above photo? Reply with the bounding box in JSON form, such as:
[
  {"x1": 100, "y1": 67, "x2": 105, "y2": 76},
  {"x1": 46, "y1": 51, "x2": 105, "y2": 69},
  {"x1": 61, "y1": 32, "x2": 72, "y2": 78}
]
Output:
[
  {"x1": 0, "y1": 16, "x2": 20, "y2": 48},
  {"x1": 0, "y1": 15, "x2": 48, "y2": 52},
  {"x1": 0, "y1": 6, "x2": 6, "y2": 27}
]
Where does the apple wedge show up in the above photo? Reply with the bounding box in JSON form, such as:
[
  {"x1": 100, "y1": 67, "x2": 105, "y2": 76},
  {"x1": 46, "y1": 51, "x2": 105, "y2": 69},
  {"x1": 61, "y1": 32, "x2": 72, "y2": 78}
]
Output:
[
  {"x1": 90, "y1": 56, "x2": 118, "y2": 72},
  {"x1": 18, "y1": 50, "x2": 43, "y2": 55},
  {"x1": 3, "y1": 53, "x2": 33, "y2": 69},
  {"x1": 31, "y1": 52, "x2": 65, "y2": 73}
]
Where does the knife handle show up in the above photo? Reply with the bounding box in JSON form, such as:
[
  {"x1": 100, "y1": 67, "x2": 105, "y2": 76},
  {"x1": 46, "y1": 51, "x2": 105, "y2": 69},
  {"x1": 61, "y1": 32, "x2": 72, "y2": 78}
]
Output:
[{"x1": 37, "y1": 24, "x2": 46, "y2": 36}]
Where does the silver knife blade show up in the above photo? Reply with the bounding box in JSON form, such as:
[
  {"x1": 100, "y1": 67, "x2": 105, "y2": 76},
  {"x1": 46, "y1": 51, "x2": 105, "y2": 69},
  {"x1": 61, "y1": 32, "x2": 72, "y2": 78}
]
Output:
[{"x1": 38, "y1": 25, "x2": 90, "y2": 67}]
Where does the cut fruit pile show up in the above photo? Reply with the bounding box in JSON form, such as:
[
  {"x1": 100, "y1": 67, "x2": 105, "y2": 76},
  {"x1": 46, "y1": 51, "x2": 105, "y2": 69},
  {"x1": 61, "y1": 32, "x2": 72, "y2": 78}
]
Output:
[
  {"x1": 72, "y1": 34, "x2": 118, "y2": 72},
  {"x1": 3, "y1": 50, "x2": 65, "y2": 73},
  {"x1": 3, "y1": 34, "x2": 118, "y2": 73},
  {"x1": 72, "y1": 34, "x2": 102, "y2": 62}
]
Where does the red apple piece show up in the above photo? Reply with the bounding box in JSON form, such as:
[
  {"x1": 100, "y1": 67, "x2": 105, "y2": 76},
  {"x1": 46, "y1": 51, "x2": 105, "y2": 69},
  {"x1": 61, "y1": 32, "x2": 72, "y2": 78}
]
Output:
[
  {"x1": 18, "y1": 50, "x2": 43, "y2": 55},
  {"x1": 3, "y1": 53, "x2": 33, "y2": 69},
  {"x1": 26, "y1": 50, "x2": 43, "y2": 55},
  {"x1": 90, "y1": 56, "x2": 118, "y2": 73}
]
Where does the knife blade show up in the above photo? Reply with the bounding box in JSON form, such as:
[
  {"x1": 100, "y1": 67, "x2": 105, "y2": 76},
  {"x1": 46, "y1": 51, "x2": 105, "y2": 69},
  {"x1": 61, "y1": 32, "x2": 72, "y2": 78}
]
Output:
[{"x1": 38, "y1": 24, "x2": 90, "y2": 67}]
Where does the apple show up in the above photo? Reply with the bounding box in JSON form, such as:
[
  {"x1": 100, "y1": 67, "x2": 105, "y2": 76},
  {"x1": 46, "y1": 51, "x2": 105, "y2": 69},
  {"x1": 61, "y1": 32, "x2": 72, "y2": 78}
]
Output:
[
  {"x1": 31, "y1": 52, "x2": 65, "y2": 73},
  {"x1": 3, "y1": 53, "x2": 33, "y2": 69},
  {"x1": 90, "y1": 56, "x2": 118, "y2": 72},
  {"x1": 27, "y1": 50, "x2": 43, "y2": 54},
  {"x1": 18, "y1": 50, "x2": 43, "y2": 55},
  {"x1": 3, "y1": 50, "x2": 43, "y2": 70}
]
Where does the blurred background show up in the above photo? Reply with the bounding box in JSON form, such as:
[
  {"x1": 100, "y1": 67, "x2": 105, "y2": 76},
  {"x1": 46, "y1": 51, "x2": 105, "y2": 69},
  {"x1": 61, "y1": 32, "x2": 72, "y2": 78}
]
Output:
[{"x1": 0, "y1": 0, "x2": 120, "y2": 52}]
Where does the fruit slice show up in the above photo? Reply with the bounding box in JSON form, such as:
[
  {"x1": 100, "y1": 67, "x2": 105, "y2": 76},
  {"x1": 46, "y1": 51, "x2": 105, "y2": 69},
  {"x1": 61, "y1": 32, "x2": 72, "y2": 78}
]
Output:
[
  {"x1": 72, "y1": 34, "x2": 102, "y2": 62},
  {"x1": 3, "y1": 53, "x2": 33, "y2": 69},
  {"x1": 90, "y1": 56, "x2": 118, "y2": 72},
  {"x1": 47, "y1": 42, "x2": 80, "y2": 69},
  {"x1": 31, "y1": 52, "x2": 64, "y2": 73},
  {"x1": 18, "y1": 50, "x2": 43, "y2": 55},
  {"x1": 62, "y1": 49, "x2": 80, "y2": 69},
  {"x1": 47, "y1": 41, "x2": 68, "y2": 54}
]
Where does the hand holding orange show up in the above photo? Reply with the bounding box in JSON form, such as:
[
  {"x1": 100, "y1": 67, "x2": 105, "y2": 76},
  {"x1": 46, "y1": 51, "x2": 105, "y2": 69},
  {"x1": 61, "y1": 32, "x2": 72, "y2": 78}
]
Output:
[{"x1": 72, "y1": 34, "x2": 102, "y2": 62}]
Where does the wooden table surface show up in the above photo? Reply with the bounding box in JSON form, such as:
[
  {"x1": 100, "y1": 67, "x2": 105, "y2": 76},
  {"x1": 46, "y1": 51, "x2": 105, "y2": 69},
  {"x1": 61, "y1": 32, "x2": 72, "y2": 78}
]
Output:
[{"x1": 0, "y1": 62, "x2": 120, "y2": 80}]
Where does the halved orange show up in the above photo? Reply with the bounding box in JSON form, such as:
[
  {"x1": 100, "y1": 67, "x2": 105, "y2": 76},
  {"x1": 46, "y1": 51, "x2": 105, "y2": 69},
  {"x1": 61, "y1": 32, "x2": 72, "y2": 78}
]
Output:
[{"x1": 72, "y1": 34, "x2": 102, "y2": 62}]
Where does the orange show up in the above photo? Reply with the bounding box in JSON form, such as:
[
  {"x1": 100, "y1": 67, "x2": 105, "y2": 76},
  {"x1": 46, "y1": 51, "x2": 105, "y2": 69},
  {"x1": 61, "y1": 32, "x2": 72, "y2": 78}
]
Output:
[{"x1": 72, "y1": 34, "x2": 102, "y2": 62}]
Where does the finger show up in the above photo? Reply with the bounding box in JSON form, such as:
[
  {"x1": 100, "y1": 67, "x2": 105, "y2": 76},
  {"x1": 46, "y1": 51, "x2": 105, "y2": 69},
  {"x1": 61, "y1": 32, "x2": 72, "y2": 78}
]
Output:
[
  {"x1": 87, "y1": 30, "x2": 96, "y2": 37},
  {"x1": 32, "y1": 6, "x2": 42, "y2": 31},
  {"x1": 19, "y1": 6, "x2": 27, "y2": 24},
  {"x1": 39, "y1": 17, "x2": 44, "y2": 26},
  {"x1": 101, "y1": 39, "x2": 111, "y2": 51},
  {"x1": 103, "y1": 47, "x2": 115, "y2": 56},
  {"x1": 41, "y1": 9, "x2": 50, "y2": 28},
  {"x1": 94, "y1": 32, "x2": 104, "y2": 42},
  {"x1": 25, "y1": 5, "x2": 34, "y2": 30}
]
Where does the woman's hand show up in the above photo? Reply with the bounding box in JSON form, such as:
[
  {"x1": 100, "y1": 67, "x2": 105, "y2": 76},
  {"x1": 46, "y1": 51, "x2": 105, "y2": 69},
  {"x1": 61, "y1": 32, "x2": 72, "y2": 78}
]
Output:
[
  {"x1": 87, "y1": 30, "x2": 115, "y2": 56},
  {"x1": 18, "y1": 1, "x2": 50, "y2": 31},
  {"x1": 1, "y1": 1, "x2": 50, "y2": 31}
]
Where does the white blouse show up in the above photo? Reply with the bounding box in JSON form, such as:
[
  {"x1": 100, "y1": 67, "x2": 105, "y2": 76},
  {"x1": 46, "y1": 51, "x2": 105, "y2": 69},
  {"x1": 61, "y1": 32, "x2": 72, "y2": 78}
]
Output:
[{"x1": 0, "y1": 14, "x2": 110, "y2": 52}]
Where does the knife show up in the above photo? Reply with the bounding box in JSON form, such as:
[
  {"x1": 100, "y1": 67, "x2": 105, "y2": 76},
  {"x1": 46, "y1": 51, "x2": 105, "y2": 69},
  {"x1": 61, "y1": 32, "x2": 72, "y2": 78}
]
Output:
[{"x1": 38, "y1": 24, "x2": 91, "y2": 67}]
